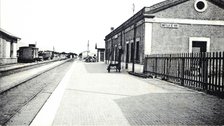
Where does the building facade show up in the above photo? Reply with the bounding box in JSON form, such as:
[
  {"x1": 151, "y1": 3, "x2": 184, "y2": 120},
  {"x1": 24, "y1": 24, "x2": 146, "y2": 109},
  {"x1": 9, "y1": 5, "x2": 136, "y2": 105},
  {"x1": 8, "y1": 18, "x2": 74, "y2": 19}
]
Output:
[
  {"x1": 0, "y1": 28, "x2": 20, "y2": 65},
  {"x1": 96, "y1": 48, "x2": 105, "y2": 62},
  {"x1": 105, "y1": 0, "x2": 224, "y2": 72},
  {"x1": 95, "y1": 43, "x2": 105, "y2": 62}
]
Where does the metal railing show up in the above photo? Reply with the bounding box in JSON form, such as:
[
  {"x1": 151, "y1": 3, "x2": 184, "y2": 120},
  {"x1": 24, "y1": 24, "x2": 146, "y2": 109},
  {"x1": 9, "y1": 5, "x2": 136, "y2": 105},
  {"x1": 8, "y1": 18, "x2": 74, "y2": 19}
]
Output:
[{"x1": 144, "y1": 52, "x2": 224, "y2": 95}]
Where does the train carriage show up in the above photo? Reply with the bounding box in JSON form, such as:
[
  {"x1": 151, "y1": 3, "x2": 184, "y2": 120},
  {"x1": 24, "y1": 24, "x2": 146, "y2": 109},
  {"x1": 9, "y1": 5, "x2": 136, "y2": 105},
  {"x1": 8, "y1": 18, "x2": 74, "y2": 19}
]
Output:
[{"x1": 18, "y1": 44, "x2": 39, "y2": 62}]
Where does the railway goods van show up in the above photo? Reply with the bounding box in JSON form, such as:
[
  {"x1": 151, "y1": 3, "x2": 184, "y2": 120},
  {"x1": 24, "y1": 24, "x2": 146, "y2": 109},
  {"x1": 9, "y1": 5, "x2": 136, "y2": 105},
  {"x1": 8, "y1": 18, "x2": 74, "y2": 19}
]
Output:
[{"x1": 18, "y1": 44, "x2": 39, "y2": 62}]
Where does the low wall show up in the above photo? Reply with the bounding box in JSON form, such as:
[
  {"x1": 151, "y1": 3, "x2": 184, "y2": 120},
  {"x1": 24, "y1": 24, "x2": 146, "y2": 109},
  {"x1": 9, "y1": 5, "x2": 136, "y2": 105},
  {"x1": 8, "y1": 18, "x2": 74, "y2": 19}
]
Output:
[
  {"x1": 121, "y1": 62, "x2": 143, "y2": 73},
  {"x1": 0, "y1": 58, "x2": 17, "y2": 65}
]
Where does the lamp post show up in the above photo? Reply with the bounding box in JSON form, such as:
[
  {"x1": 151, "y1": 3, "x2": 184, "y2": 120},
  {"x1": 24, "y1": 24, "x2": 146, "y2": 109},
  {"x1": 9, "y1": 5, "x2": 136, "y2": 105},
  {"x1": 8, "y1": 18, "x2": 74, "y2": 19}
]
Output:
[
  {"x1": 110, "y1": 37, "x2": 114, "y2": 64},
  {"x1": 87, "y1": 40, "x2": 89, "y2": 57},
  {"x1": 110, "y1": 27, "x2": 114, "y2": 64}
]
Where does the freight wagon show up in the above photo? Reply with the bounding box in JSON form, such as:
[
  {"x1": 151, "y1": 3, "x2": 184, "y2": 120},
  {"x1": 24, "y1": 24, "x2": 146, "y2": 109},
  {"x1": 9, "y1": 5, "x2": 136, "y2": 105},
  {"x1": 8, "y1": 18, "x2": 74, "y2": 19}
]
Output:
[
  {"x1": 18, "y1": 44, "x2": 39, "y2": 62},
  {"x1": 42, "y1": 50, "x2": 53, "y2": 60}
]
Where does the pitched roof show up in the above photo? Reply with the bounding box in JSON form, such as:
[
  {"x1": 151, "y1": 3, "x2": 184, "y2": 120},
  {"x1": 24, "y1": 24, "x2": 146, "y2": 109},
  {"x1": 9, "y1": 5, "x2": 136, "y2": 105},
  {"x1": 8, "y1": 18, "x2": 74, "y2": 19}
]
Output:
[
  {"x1": 0, "y1": 28, "x2": 21, "y2": 40},
  {"x1": 105, "y1": 8, "x2": 154, "y2": 40},
  {"x1": 105, "y1": 0, "x2": 224, "y2": 40},
  {"x1": 209, "y1": 0, "x2": 224, "y2": 9},
  {"x1": 145, "y1": 0, "x2": 189, "y2": 14},
  {"x1": 145, "y1": 0, "x2": 224, "y2": 14}
]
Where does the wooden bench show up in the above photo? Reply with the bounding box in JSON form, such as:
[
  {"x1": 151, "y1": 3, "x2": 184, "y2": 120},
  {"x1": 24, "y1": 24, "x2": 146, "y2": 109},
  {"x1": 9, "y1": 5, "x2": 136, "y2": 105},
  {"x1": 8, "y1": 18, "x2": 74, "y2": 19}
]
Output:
[{"x1": 107, "y1": 63, "x2": 120, "y2": 72}]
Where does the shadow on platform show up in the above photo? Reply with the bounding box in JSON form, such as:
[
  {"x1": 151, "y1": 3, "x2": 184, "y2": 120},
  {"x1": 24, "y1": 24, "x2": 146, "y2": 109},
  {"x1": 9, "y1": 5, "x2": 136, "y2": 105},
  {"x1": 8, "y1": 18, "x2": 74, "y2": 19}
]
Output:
[{"x1": 115, "y1": 92, "x2": 224, "y2": 125}]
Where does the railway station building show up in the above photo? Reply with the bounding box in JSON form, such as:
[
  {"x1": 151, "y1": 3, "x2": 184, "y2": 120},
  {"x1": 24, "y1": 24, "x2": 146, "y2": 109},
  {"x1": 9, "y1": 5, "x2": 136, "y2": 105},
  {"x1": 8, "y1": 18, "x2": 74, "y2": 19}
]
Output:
[
  {"x1": 95, "y1": 43, "x2": 105, "y2": 62},
  {"x1": 96, "y1": 48, "x2": 105, "y2": 62},
  {"x1": 0, "y1": 28, "x2": 21, "y2": 65},
  {"x1": 105, "y1": 0, "x2": 224, "y2": 73}
]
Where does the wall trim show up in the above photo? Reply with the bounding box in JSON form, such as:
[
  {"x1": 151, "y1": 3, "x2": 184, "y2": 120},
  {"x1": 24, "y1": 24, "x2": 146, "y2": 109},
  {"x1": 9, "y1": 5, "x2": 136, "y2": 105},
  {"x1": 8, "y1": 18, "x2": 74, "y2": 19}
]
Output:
[{"x1": 145, "y1": 18, "x2": 224, "y2": 26}]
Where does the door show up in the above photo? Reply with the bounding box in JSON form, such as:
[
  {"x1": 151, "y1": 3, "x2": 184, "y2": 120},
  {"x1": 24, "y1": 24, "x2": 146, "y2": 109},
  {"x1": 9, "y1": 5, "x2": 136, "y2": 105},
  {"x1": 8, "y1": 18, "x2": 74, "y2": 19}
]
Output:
[
  {"x1": 192, "y1": 41, "x2": 207, "y2": 53},
  {"x1": 100, "y1": 51, "x2": 104, "y2": 62},
  {"x1": 126, "y1": 43, "x2": 129, "y2": 69}
]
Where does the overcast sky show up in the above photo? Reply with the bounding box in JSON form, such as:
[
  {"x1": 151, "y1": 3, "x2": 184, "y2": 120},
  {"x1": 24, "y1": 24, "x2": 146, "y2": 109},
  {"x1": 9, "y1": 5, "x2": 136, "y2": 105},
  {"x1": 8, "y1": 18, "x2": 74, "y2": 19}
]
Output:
[{"x1": 1, "y1": 0, "x2": 163, "y2": 54}]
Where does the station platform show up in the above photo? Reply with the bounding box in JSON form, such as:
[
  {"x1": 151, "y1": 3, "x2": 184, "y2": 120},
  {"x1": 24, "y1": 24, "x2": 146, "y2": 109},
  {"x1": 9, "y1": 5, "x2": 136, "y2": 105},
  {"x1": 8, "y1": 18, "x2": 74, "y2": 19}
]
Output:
[
  {"x1": 30, "y1": 61, "x2": 224, "y2": 125},
  {"x1": 0, "y1": 59, "x2": 66, "y2": 72},
  {"x1": 0, "y1": 59, "x2": 70, "y2": 94}
]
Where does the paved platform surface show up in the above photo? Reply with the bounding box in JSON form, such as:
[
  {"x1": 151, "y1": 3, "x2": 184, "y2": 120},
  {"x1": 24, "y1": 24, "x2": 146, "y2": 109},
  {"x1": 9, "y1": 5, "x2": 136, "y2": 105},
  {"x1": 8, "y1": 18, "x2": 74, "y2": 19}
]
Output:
[{"x1": 31, "y1": 61, "x2": 224, "y2": 125}]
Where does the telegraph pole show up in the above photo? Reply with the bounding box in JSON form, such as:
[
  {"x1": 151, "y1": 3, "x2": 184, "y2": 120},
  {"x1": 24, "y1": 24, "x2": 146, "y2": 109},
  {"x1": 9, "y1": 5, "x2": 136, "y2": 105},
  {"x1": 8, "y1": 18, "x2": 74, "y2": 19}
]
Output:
[
  {"x1": 132, "y1": 3, "x2": 135, "y2": 15},
  {"x1": 87, "y1": 40, "x2": 89, "y2": 57}
]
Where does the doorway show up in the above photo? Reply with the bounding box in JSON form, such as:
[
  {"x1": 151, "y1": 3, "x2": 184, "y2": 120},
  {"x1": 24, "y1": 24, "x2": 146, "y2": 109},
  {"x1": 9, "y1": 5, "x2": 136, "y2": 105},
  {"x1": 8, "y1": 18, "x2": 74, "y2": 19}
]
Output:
[
  {"x1": 189, "y1": 37, "x2": 210, "y2": 53},
  {"x1": 192, "y1": 41, "x2": 207, "y2": 52},
  {"x1": 126, "y1": 43, "x2": 129, "y2": 69}
]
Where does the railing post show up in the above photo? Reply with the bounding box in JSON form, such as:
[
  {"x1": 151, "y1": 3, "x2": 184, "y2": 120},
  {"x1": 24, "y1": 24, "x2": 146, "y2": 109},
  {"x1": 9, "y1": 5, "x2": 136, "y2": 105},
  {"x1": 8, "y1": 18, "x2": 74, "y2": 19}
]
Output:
[
  {"x1": 202, "y1": 52, "x2": 208, "y2": 91},
  {"x1": 222, "y1": 52, "x2": 224, "y2": 93},
  {"x1": 163, "y1": 55, "x2": 166, "y2": 79},
  {"x1": 155, "y1": 56, "x2": 157, "y2": 78},
  {"x1": 166, "y1": 56, "x2": 168, "y2": 80},
  {"x1": 181, "y1": 54, "x2": 185, "y2": 86}
]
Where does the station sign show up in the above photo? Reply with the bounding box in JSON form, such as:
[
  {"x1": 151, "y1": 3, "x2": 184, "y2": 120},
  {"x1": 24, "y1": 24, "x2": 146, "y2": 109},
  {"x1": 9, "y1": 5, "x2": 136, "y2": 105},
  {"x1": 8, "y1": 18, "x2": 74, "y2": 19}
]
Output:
[{"x1": 160, "y1": 23, "x2": 179, "y2": 29}]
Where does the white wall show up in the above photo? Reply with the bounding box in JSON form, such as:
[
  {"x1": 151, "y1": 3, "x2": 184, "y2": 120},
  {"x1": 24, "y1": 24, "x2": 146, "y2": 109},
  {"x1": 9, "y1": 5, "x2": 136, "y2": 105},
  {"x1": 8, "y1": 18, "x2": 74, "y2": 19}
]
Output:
[
  {"x1": 128, "y1": 63, "x2": 144, "y2": 73},
  {"x1": 5, "y1": 40, "x2": 10, "y2": 58},
  {"x1": 82, "y1": 52, "x2": 88, "y2": 59},
  {"x1": 0, "y1": 38, "x2": 3, "y2": 58},
  {"x1": 0, "y1": 37, "x2": 18, "y2": 64},
  {"x1": 2, "y1": 40, "x2": 17, "y2": 58},
  {"x1": 144, "y1": 22, "x2": 152, "y2": 56},
  {"x1": 12, "y1": 42, "x2": 17, "y2": 58}
]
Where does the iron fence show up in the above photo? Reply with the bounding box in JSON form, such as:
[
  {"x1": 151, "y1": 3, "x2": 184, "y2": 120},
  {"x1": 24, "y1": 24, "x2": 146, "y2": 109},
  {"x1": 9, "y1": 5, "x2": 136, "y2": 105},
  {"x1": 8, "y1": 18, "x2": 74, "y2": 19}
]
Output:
[{"x1": 144, "y1": 52, "x2": 224, "y2": 95}]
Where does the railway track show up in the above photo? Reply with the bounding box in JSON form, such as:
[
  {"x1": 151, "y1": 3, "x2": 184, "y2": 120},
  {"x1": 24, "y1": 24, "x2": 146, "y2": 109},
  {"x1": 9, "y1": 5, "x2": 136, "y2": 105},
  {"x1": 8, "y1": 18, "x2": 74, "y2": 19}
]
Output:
[
  {"x1": 0, "y1": 59, "x2": 74, "y2": 125},
  {"x1": 0, "y1": 59, "x2": 72, "y2": 94},
  {"x1": 0, "y1": 59, "x2": 67, "y2": 77}
]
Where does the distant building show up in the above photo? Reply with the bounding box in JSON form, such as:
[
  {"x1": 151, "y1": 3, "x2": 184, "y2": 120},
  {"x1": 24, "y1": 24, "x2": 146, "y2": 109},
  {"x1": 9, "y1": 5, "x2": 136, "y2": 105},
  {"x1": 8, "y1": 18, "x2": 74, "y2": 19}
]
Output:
[
  {"x1": 96, "y1": 48, "x2": 105, "y2": 62},
  {"x1": 43, "y1": 50, "x2": 53, "y2": 60},
  {"x1": 68, "y1": 52, "x2": 77, "y2": 58},
  {"x1": 79, "y1": 51, "x2": 88, "y2": 59},
  {"x1": 0, "y1": 28, "x2": 21, "y2": 65},
  {"x1": 80, "y1": 51, "x2": 95, "y2": 60},
  {"x1": 105, "y1": 0, "x2": 224, "y2": 72},
  {"x1": 95, "y1": 43, "x2": 105, "y2": 62}
]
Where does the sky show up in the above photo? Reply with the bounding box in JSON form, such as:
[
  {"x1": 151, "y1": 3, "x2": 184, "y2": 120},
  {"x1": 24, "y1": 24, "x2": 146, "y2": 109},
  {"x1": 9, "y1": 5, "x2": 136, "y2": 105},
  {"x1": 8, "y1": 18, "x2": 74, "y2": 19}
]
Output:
[{"x1": 1, "y1": 0, "x2": 164, "y2": 54}]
